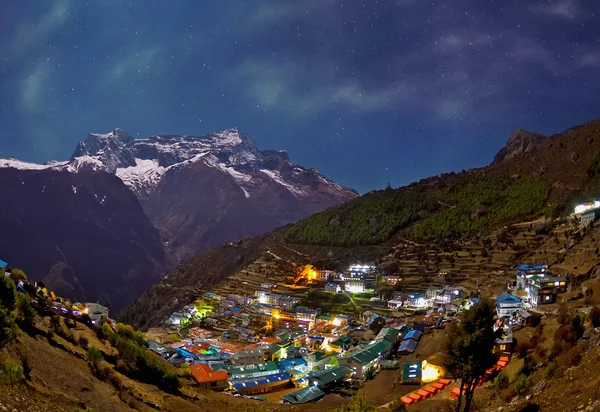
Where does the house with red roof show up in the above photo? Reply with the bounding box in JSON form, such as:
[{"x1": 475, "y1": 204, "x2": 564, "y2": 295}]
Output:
[{"x1": 189, "y1": 363, "x2": 229, "y2": 391}]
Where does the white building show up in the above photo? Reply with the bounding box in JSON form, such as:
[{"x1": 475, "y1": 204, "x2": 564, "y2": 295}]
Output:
[{"x1": 387, "y1": 300, "x2": 403, "y2": 309}]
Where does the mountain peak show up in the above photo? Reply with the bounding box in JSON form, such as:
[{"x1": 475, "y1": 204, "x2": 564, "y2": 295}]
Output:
[{"x1": 492, "y1": 128, "x2": 548, "y2": 164}]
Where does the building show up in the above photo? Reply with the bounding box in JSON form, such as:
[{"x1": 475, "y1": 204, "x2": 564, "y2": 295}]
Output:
[
  {"x1": 412, "y1": 315, "x2": 442, "y2": 333},
  {"x1": 318, "y1": 270, "x2": 335, "y2": 282},
  {"x1": 279, "y1": 358, "x2": 308, "y2": 374},
  {"x1": 572, "y1": 201, "x2": 600, "y2": 226},
  {"x1": 263, "y1": 343, "x2": 285, "y2": 362},
  {"x1": 345, "y1": 341, "x2": 388, "y2": 379},
  {"x1": 295, "y1": 306, "x2": 317, "y2": 323},
  {"x1": 382, "y1": 275, "x2": 401, "y2": 286},
  {"x1": 224, "y1": 361, "x2": 280, "y2": 379},
  {"x1": 189, "y1": 363, "x2": 229, "y2": 390},
  {"x1": 86, "y1": 303, "x2": 109, "y2": 325},
  {"x1": 401, "y1": 362, "x2": 422, "y2": 384},
  {"x1": 496, "y1": 293, "x2": 524, "y2": 318},
  {"x1": 328, "y1": 335, "x2": 354, "y2": 354},
  {"x1": 494, "y1": 328, "x2": 514, "y2": 354},
  {"x1": 528, "y1": 276, "x2": 568, "y2": 306},
  {"x1": 579, "y1": 210, "x2": 597, "y2": 226},
  {"x1": 305, "y1": 351, "x2": 333, "y2": 372},
  {"x1": 147, "y1": 340, "x2": 176, "y2": 359},
  {"x1": 516, "y1": 264, "x2": 548, "y2": 289},
  {"x1": 388, "y1": 299, "x2": 403, "y2": 309},
  {"x1": 231, "y1": 349, "x2": 264, "y2": 365},
  {"x1": 406, "y1": 293, "x2": 429, "y2": 309},
  {"x1": 325, "y1": 283, "x2": 341, "y2": 293},
  {"x1": 281, "y1": 386, "x2": 326, "y2": 404},
  {"x1": 344, "y1": 279, "x2": 365, "y2": 293},
  {"x1": 308, "y1": 365, "x2": 353, "y2": 390},
  {"x1": 231, "y1": 372, "x2": 292, "y2": 395}
]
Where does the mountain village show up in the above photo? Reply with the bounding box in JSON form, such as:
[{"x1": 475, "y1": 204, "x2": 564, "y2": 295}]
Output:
[{"x1": 130, "y1": 201, "x2": 600, "y2": 407}]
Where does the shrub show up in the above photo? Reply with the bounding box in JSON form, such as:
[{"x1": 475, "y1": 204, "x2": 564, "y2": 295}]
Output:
[
  {"x1": 0, "y1": 308, "x2": 18, "y2": 350},
  {"x1": 0, "y1": 363, "x2": 25, "y2": 386},
  {"x1": 494, "y1": 370, "x2": 510, "y2": 391},
  {"x1": 78, "y1": 335, "x2": 90, "y2": 348},
  {"x1": 97, "y1": 323, "x2": 113, "y2": 340},
  {"x1": 86, "y1": 348, "x2": 104, "y2": 374},
  {"x1": 543, "y1": 362, "x2": 557, "y2": 379},
  {"x1": 387, "y1": 397, "x2": 407, "y2": 412},
  {"x1": 0, "y1": 277, "x2": 16, "y2": 311},
  {"x1": 16, "y1": 293, "x2": 37, "y2": 330},
  {"x1": 514, "y1": 374, "x2": 532, "y2": 396}
]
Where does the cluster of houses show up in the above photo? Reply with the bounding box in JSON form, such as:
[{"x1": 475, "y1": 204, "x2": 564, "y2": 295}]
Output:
[
  {"x1": 515, "y1": 263, "x2": 568, "y2": 307},
  {"x1": 572, "y1": 200, "x2": 599, "y2": 227},
  {"x1": 155, "y1": 258, "x2": 577, "y2": 405}
]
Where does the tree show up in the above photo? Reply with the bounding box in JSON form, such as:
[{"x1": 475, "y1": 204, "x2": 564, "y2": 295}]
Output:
[
  {"x1": 86, "y1": 348, "x2": 104, "y2": 374},
  {"x1": 9, "y1": 268, "x2": 27, "y2": 284},
  {"x1": 0, "y1": 308, "x2": 17, "y2": 349},
  {"x1": 514, "y1": 373, "x2": 532, "y2": 396},
  {"x1": 388, "y1": 397, "x2": 407, "y2": 412},
  {"x1": 443, "y1": 299, "x2": 500, "y2": 412},
  {"x1": 16, "y1": 293, "x2": 37, "y2": 330},
  {"x1": 0, "y1": 277, "x2": 16, "y2": 311},
  {"x1": 336, "y1": 392, "x2": 375, "y2": 412},
  {"x1": 494, "y1": 370, "x2": 509, "y2": 391}
]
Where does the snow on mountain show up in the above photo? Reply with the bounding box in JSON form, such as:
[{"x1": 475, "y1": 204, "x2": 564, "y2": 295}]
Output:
[
  {"x1": 0, "y1": 127, "x2": 358, "y2": 265},
  {"x1": 0, "y1": 127, "x2": 355, "y2": 202}
]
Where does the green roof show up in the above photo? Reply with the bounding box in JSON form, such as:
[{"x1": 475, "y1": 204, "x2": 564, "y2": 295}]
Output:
[
  {"x1": 350, "y1": 341, "x2": 388, "y2": 366},
  {"x1": 281, "y1": 386, "x2": 326, "y2": 404},
  {"x1": 312, "y1": 351, "x2": 329, "y2": 362},
  {"x1": 226, "y1": 361, "x2": 279, "y2": 376},
  {"x1": 331, "y1": 335, "x2": 353, "y2": 347},
  {"x1": 310, "y1": 365, "x2": 352, "y2": 386}
]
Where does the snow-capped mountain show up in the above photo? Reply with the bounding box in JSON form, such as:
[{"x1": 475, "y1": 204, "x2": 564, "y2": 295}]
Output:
[{"x1": 1, "y1": 128, "x2": 358, "y2": 265}]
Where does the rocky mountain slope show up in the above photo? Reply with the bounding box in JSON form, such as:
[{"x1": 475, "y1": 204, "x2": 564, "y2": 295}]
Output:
[
  {"x1": 492, "y1": 128, "x2": 549, "y2": 164},
  {"x1": 1, "y1": 128, "x2": 357, "y2": 266},
  {"x1": 121, "y1": 117, "x2": 600, "y2": 329},
  {"x1": 0, "y1": 168, "x2": 165, "y2": 311}
]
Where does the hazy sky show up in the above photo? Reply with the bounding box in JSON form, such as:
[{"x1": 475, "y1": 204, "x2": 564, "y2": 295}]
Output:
[{"x1": 1, "y1": 0, "x2": 599, "y2": 193}]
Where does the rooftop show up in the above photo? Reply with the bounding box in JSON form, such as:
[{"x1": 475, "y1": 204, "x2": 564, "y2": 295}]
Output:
[
  {"x1": 310, "y1": 365, "x2": 353, "y2": 386},
  {"x1": 281, "y1": 386, "x2": 326, "y2": 404},
  {"x1": 189, "y1": 363, "x2": 229, "y2": 383}
]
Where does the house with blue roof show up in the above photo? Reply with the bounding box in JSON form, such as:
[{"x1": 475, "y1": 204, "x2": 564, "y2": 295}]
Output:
[
  {"x1": 496, "y1": 293, "x2": 524, "y2": 317},
  {"x1": 516, "y1": 263, "x2": 547, "y2": 288},
  {"x1": 231, "y1": 371, "x2": 292, "y2": 395},
  {"x1": 0, "y1": 259, "x2": 8, "y2": 277},
  {"x1": 279, "y1": 358, "x2": 307, "y2": 374}
]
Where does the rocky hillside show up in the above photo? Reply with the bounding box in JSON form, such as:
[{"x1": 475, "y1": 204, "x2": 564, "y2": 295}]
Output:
[
  {"x1": 0, "y1": 168, "x2": 165, "y2": 311},
  {"x1": 1, "y1": 128, "x2": 357, "y2": 266},
  {"x1": 492, "y1": 128, "x2": 549, "y2": 164},
  {"x1": 121, "y1": 117, "x2": 600, "y2": 329}
]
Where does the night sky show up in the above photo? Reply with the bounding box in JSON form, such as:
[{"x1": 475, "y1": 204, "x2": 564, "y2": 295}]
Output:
[{"x1": 1, "y1": 0, "x2": 599, "y2": 193}]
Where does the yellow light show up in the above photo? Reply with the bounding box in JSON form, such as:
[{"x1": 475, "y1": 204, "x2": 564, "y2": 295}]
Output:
[{"x1": 421, "y1": 360, "x2": 445, "y2": 383}]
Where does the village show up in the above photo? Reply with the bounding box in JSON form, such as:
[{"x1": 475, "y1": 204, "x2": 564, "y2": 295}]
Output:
[
  {"x1": 142, "y1": 255, "x2": 573, "y2": 407},
  {"x1": 1, "y1": 200, "x2": 597, "y2": 409},
  {"x1": 142, "y1": 199, "x2": 600, "y2": 407}
]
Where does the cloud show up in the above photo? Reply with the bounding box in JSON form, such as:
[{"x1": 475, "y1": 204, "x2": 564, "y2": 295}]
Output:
[
  {"x1": 229, "y1": 60, "x2": 409, "y2": 117},
  {"x1": 20, "y1": 59, "x2": 52, "y2": 113},
  {"x1": 108, "y1": 46, "x2": 163, "y2": 81},
  {"x1": 511, "y1": 37, "x2": 555, "y2": 65},
  {"x1": 435, "y1": 32, "x2": 495, "y2": 52},
  {"x1": 11, "y1": 0, "x2": 71, "y2": 53},
  {"x1": 530, "y1": 0, "x2": 582, "y2": 20}
]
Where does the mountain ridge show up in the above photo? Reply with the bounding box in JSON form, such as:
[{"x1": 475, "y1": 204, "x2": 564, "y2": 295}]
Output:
[{"x1": 0, "y1": 128, "x2": 358, "y2": 266}]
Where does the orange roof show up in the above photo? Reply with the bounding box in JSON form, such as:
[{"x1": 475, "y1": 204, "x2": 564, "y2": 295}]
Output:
[
  {"x1": 244, "y1": 343, "x2": 262, "y2": 350},
  {"x1": 438, "y1": 378, "x2": 451, "y2": 385},
  {"x1": 261, "y1": 337, "x2": 278, "y2": 344},
  {"x1": 189, "y1": 363, "x2": 229, "y2": 383}
]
